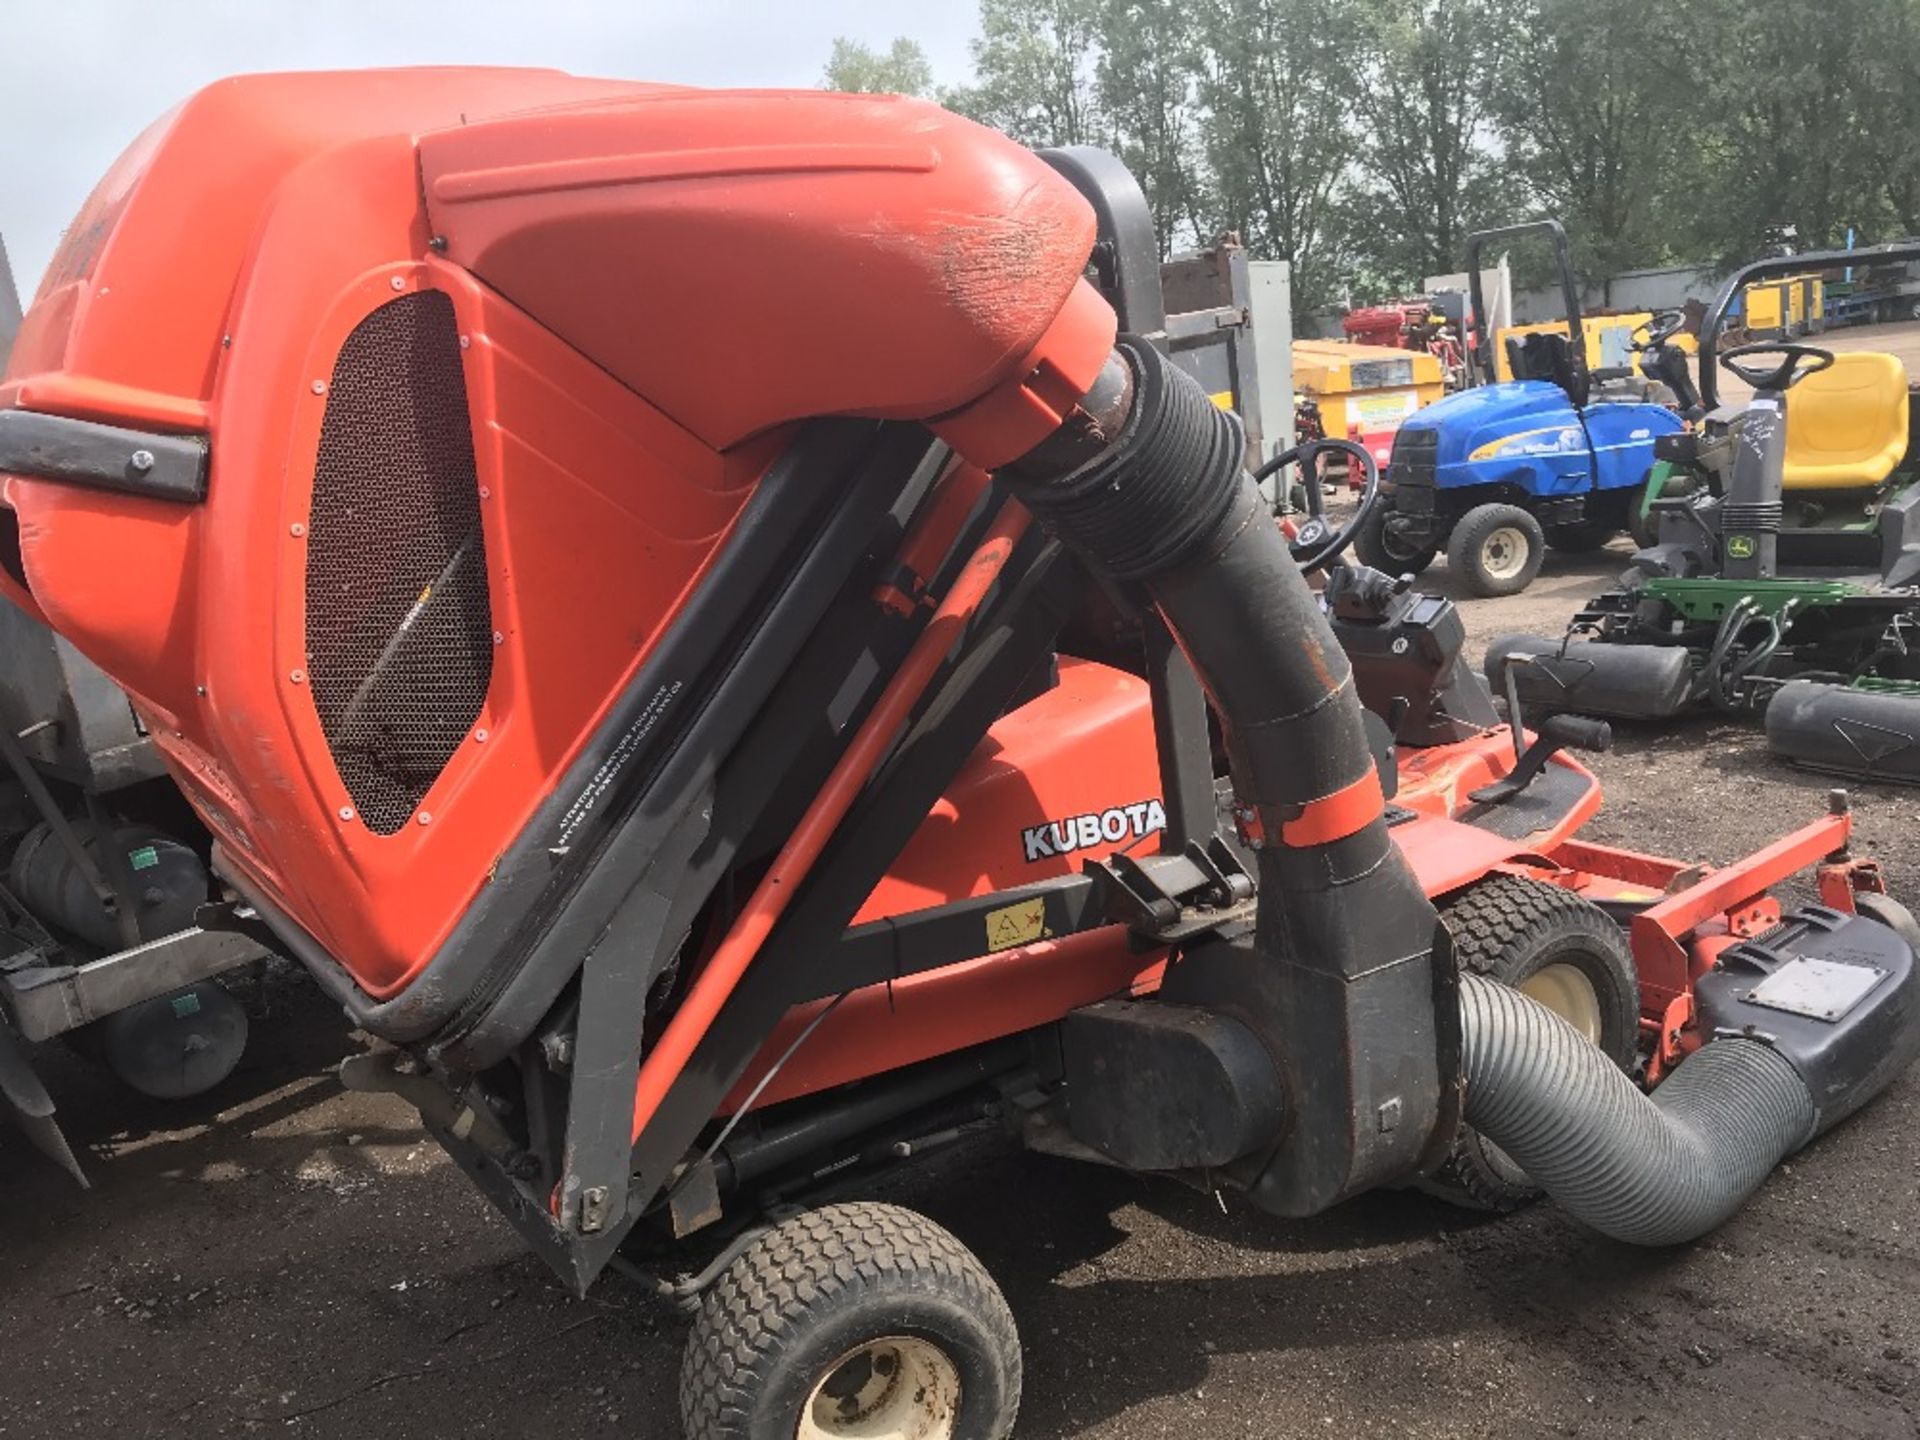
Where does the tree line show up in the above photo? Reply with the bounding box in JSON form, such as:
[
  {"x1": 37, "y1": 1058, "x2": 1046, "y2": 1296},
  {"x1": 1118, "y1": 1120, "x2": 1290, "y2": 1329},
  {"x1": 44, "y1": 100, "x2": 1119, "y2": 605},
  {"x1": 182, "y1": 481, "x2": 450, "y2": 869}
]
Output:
[{"x1": 823, "y1": 0, "x2": 1920, "y2": 320}]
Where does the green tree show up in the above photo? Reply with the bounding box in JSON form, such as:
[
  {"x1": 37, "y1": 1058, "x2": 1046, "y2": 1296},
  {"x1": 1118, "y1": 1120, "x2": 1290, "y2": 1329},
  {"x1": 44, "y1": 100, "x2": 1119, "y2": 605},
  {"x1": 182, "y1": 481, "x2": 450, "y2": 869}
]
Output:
[
  {"x1": 1489, "y1": 0, "x2": 1703, "y2": 290},
  {"x1": 943, "y1": 0, "x2": 1107, "y2": 147},
  {"x1": 1856, "y1": 0, "x2": 1920, "y2": 239},
  {"x1": 1096, "y1": 0, "x2": 1206, "y2": 252},
  {"x1": 821, "y1": 36, "x2": 936, "y2": 96},
  {"x1": 1346, "y1": 0, "x2": 1506, "y2": 289},
  {"x1": 1681, "y1": 0, "x2": 1905, "y2": 260},
  {"x1": 1191, "y1": 0, "x2": 1359, "y2": 314}
]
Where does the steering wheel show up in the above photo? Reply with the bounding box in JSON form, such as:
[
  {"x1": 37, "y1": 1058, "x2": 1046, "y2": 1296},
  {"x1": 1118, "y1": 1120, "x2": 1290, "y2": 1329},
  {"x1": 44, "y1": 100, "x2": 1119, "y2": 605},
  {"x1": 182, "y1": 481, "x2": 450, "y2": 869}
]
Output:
[
  {"x1": 1632, "y1": 309, "x2": 1688, "y2": 349},
  {"x1": 1719, "y1": 341, "x2": 1836, "y2": 393},
  {"x1": 1255, "y1": 437, "x2": 1382, "y2": 574}
]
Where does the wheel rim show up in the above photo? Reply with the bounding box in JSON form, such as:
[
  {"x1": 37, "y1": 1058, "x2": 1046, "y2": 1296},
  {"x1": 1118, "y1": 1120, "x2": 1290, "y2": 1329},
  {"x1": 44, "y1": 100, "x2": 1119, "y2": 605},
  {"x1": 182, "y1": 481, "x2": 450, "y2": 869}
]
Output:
[
  {"x1": 1478, "y1": 525, "x2": 1530, "y2": 582},
  {"x1": 798, "y1": 1336, "x2": 960, "y2": 1440},
  {"x1": 1518, "y1": 963, "x2": 1603, "y2": 1044}
]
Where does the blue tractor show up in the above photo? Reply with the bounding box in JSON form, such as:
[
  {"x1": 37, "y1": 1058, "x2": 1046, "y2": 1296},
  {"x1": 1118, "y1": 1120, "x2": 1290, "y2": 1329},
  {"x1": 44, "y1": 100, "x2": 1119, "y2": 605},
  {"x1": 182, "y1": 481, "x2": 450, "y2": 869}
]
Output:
[{"x1": 1356, "y1": 220, "x2": 1689, "y2": 596}]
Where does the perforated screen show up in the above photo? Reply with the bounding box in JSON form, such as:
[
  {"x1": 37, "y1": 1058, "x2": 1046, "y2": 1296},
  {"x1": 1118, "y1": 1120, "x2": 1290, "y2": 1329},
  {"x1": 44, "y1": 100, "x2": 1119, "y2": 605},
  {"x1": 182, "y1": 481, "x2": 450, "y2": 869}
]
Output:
[{"x1": 304, "y1": 290, "x2": 492, "y2": 835}]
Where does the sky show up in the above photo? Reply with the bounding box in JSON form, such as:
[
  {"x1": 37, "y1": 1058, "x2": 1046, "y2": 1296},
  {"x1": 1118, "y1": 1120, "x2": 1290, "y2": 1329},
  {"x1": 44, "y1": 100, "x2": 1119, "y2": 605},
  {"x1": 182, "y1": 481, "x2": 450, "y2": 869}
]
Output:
[{"x1": 0, "y1": 1, "x2": 982, "y2": 296}]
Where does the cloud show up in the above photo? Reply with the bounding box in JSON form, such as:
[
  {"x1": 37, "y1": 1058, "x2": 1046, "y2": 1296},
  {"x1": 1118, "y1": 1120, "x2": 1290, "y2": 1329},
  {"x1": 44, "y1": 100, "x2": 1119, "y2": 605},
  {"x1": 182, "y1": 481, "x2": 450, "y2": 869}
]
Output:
[{"x1": 0, "y1": 0, "x2": 980, "y2": 293}]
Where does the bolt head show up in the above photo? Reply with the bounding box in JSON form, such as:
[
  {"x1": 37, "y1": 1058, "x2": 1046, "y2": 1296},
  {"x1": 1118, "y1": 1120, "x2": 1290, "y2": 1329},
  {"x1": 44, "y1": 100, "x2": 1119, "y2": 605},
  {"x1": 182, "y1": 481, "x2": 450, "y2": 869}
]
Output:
[
  {"x1": 310, "y1": 380, "x2": 326, "y2": 395},
  {"x1": 290, "y1": 521, "x2": 307, "y2": 538},
  {"x1": 338, "y1": 806, "x2": 356, "y2": 821},
  {"x1": 390, "y1": 275, "x2": 407, "y2": 291},
  {"x1": 416, "y1": 811, "x2": 433, "y2": 826},
  {"x1": 477, "y1": 485, "x2": 491, "y2": 499},
  {"x1": 473, "y1": 728, "x2": 489, "y2": 744},
  {"x1": 492, "y1": 631, "x2": 505, "y2": 646},
  {"x1": 458, "y1": 335, "x2": 471, "y2": 349},
  {"x1": 128, "y1": 449, "x2": 155, "y2": 473},
  {"x1": 289, "y1": 668, "x2": 306, "y2": 684}
]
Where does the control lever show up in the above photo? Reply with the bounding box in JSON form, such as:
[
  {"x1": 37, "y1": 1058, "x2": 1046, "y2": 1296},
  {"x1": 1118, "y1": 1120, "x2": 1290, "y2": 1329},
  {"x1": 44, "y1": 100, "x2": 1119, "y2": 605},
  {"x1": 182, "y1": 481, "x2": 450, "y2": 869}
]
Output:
[{"x1": 1469, "y1": 714, "x2": 1612, "y2": 805}]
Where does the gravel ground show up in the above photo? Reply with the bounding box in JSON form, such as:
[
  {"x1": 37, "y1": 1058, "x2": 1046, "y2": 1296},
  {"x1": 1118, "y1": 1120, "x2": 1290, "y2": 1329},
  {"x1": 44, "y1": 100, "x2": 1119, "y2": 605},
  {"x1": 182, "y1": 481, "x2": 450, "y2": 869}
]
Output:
[{"x1": 4, "y1": 502, "x2": 1919, "y2": 1440}]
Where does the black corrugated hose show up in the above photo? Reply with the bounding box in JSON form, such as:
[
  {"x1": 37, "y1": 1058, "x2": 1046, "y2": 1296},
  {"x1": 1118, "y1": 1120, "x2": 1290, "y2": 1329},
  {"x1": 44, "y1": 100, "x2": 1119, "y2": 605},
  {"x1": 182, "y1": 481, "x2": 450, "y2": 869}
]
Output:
[{"x1": 1459, "y1": 974, "x2": 1816, "y2": 1245}]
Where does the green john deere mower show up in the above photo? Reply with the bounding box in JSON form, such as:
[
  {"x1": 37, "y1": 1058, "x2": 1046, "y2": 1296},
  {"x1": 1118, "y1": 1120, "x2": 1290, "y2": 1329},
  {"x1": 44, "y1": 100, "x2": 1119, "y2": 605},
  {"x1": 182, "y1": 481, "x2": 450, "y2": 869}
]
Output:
[{"x1": 1492, "y1": 243, "x2": 1920, "y2": 782}]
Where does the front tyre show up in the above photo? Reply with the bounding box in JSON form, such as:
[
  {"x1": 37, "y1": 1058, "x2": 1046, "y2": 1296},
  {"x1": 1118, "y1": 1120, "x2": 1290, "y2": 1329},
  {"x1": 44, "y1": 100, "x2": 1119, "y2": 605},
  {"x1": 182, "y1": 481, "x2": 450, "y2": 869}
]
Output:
[
  {"x1": 1543, "y1": 519, "x2": 1612, "y2": 554},
  {"x1": 681, "y1": 1203, "x2": 1021, "y2": 1440},
  {"x1": 1355, "y1": 502, "x2": 1438, "y2": 577},
  {"x1": 1421, "y1": 875, "x2": 1641, "y2": 1211},
  {"x1": 1447, "y1": 503, "x2": 1546, "y2": 597}
]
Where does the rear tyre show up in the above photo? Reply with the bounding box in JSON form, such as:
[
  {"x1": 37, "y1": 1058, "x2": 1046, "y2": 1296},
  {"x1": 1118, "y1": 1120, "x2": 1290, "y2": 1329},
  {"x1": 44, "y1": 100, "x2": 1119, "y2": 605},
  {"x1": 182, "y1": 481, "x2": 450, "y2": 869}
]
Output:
[
  {"x1": 1543, "y1": 520, "x2": 1613, "y2": 554},
  {"x1": 681, "y1": 1202, "x2": 1020, "y2": 1440},
  {"x1": 1354, "y1": 503, "x2": 1438, "y2": 577},
  {"x1": 1625, "y1": 478, "x2": 1660, "y2": 550},
  {"x1": 1447, "y1": 503, "x2": 1546, "y2": 597},
  {"x1": 1420, "y1": 875, "x2": 1641, "y2": 1213}
]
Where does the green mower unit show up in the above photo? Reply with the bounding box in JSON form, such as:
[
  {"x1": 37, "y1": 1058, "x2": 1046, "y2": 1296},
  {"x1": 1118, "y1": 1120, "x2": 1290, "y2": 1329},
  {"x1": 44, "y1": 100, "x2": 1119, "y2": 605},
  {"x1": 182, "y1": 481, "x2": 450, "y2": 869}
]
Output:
[{"x1": 1494, "y1": 243, "x2": 1920, "y2": 782}]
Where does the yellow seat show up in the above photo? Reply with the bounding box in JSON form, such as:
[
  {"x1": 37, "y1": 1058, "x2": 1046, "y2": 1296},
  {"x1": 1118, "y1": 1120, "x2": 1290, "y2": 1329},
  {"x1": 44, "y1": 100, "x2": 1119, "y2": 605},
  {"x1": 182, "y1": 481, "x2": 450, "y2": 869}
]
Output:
[{"x1": 1782, "y1": 351, "x2": 1910, "y2": 490}]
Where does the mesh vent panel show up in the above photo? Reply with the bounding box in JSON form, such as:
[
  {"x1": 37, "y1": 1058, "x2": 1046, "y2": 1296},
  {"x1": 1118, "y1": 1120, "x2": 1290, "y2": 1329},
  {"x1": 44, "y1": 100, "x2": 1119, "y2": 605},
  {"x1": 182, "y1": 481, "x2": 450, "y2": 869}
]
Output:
[{"x1": 305, "y1": 290, "x2": 492, "y2": 835}]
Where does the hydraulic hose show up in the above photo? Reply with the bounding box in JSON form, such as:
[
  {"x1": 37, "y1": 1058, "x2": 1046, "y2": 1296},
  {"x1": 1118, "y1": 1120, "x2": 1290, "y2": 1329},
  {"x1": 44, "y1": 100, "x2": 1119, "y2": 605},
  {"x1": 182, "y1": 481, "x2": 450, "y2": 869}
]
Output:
[{"x1": 1459, "y1": 974, "x2": 1816, "y2": 1246}]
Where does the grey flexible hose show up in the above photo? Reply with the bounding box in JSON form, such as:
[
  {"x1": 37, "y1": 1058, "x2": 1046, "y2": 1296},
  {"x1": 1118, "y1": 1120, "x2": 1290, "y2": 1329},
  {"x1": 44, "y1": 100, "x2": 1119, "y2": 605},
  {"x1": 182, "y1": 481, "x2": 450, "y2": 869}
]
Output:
[{"x1": 1459, "y1": 973, "x2": 1817, "y2": 1246}]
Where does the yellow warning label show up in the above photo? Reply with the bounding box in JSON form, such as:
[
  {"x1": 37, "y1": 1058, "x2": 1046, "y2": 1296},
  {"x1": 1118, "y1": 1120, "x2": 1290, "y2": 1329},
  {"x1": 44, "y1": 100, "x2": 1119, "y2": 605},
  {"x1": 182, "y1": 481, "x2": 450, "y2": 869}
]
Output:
[
  {"x1": 985, "y1": 897, "x2": 1049, "y2": 953},
  {"x1": 1209, "y1": 390, "x2": 1235, "y2": 412}
]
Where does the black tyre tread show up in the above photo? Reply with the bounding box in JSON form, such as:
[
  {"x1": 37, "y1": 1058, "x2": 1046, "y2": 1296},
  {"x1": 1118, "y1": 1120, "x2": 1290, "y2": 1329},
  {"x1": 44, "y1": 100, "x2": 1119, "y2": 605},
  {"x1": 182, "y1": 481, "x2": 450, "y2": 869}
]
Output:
[
  {"x1": 1354, "y1": 503, "x2": 1437, "y2": 577},
  {"x1": 1625, "y1": 479, "x2": 1659, "y2": 550},
  {"x1": 681, "y1": 1202, "x2": 1019, "y2": 1440},
  {"x1": 1543, "y1": 520, "x2": 1612, "y2": 554},
  {"x1": 1447, "y1": 503, "x2": 1545, "y2": 597},
  {"x1": 1422, "y1": 874, "x2": 1638, "y2": 1212}
]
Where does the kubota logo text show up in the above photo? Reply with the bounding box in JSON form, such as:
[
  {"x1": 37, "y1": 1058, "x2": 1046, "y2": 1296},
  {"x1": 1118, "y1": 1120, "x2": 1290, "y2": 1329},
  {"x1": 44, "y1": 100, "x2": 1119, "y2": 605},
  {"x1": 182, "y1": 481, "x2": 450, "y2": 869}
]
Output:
[{"x1": 1022, "y1": 800, "x2": 1167, "y2": 862}]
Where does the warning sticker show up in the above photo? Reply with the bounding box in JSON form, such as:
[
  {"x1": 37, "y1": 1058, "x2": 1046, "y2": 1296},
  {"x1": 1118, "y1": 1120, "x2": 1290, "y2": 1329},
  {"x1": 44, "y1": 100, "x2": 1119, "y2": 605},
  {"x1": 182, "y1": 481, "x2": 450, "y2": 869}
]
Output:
[{"x1": 985, "y1": 897, "x2": 1049, "y2": 953}]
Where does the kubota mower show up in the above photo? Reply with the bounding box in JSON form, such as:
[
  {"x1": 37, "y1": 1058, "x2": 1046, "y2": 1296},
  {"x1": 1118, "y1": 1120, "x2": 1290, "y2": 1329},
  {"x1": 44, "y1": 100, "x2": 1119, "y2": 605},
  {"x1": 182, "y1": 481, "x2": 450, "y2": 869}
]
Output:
[
  {"x1": 4, "y1": 73, "x2": 1919, "y2": 1440},
  {"x1": 1492, "y1": 244, "x2": 1920, "y2": 784}
]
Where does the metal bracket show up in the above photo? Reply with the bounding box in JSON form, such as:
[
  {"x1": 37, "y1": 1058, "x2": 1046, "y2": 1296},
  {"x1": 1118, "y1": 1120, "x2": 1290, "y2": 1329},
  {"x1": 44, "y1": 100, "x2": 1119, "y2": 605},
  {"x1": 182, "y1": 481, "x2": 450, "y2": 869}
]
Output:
[
  {"x1": 3, "y1": 926, "x2": 269, "y2": 1043},
  {"x1": 0, "y1": 409, "x2": 207, "y2": 503},
  {"x1": 1086, "y1": 836, "x2": 1255, "y2": 942}
]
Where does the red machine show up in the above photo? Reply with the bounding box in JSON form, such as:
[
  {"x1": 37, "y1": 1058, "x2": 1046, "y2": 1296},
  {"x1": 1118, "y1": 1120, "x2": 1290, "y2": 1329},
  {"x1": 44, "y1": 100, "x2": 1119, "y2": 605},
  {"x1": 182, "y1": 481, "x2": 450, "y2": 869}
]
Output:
[
  {"x1": 4, "y1": 72, "x2": 1917, "y2": 1440},
  {"x1": 1343, "y1": 298, "x2": 1469, "y2": 388}
]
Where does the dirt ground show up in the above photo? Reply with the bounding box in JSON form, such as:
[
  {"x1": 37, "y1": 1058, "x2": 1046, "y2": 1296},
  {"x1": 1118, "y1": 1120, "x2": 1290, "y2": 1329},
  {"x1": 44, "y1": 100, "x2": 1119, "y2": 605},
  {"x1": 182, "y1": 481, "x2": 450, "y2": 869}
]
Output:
[{"x1": 5, "y1": 428, "x2": 1920, "y2": 1438}]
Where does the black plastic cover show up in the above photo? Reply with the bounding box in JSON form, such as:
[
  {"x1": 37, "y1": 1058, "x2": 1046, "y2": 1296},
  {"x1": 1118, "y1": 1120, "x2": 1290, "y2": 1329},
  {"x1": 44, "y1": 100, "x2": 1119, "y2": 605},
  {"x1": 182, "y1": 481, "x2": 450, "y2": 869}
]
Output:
[
  {"x1": 1333, "y1": 577, "x2": 1501, "y2": 748},
  {"x1": 1695, "y1": 905, "x2": 1920, "y2": 1135},
  {"x1": 1062, "y1": 999, "x2": 1285, "y2": 1171}
]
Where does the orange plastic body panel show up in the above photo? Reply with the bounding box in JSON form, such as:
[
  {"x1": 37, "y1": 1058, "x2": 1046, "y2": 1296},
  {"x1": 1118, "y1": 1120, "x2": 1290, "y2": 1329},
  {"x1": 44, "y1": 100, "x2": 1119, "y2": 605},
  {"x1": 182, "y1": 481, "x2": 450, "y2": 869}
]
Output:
[
  {"x1": 853, "y1": 657, "x2": 1174, "y2": 921},
  {"x1": 0, "y1": 72, "x2": 1112, "y2": 998},
  {"x1": 730, "y1": 656, "x2": 1168, "y2": 1112},
  {"x1": 416, "y1": 90, "x2": 1110, "y2": 461},
  {"x1": 729, "y1": 709, "x2": 1604, "y2": 1113},
  {"x1": 3, "y1": 70, "x2": 654, "y2": 420}
]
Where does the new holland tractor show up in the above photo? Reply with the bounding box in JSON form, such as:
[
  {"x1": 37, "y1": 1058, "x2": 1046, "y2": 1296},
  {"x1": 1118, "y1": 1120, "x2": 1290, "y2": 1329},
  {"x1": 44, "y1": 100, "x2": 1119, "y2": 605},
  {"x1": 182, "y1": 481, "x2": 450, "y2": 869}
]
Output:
[
  {"x1": 1356, "y1": 219, "x2": 1686, "y2": 596},
  {"x1": 1493, "y1": 243, "x2": 1920, "y2": 784},
  {"x1": 4, "y1": 74, "x2": 1919, "y2": 1440}
]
